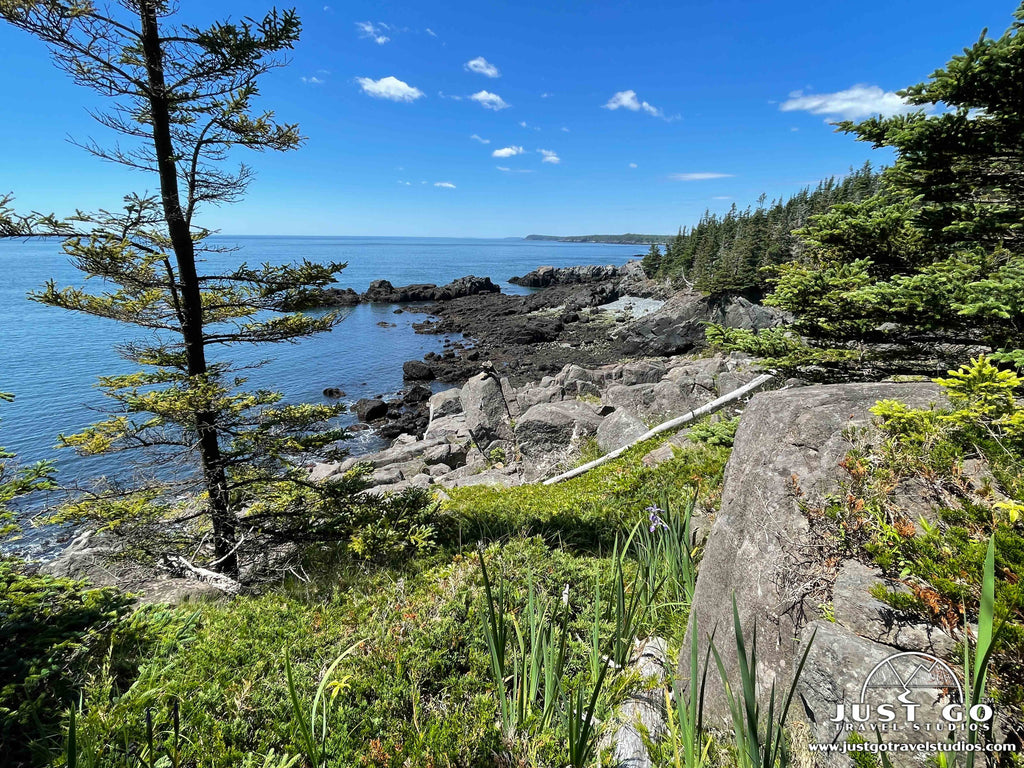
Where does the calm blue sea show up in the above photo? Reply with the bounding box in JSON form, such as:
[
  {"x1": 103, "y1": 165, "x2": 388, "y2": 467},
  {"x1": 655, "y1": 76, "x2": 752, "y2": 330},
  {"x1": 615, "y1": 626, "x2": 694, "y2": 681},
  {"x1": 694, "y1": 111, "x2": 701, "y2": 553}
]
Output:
[{"x1": 0, "y1": 236, "x2": 639, "y2": 495}]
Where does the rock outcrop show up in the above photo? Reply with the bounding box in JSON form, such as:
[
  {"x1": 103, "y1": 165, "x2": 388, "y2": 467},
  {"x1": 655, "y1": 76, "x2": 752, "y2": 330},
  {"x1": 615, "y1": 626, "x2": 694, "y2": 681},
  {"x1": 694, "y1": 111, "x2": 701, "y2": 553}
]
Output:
[
  {"x1": 682, "y1": 382, "x2": 954, "y2": 763},
  {"x1": 362, "y1": 275, "x2": 500, "y2": 304},
  {"x1": 309, "y1": 353, "x2": 763, "y2": 497},
  {"x1": 617, "y1": 292, "x2": 786, "y2": 357}
]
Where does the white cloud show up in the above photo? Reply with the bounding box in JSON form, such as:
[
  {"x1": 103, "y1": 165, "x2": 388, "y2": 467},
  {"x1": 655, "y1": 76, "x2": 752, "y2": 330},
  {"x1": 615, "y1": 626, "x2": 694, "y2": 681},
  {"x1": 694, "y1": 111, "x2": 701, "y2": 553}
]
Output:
[
  {"x1": 629, "y1": 162, "x2": 638, "y2": 169},
  {"x1": 669, "y1": 172, "x2": 734, "y2": 181},
  {"x1": 470, "y1": 90, "x2": 509, "y2": 111},
  {"x1": 397, "y1": 180, "x2": 412, "y2": 186},
  {"x1": 434, "y1": 181, "x2": 456, "y2": 189},
  {"x1": 497, "y1": 166, "x2": 533, "y2": 173},
  {"x1": 540, "y1": 92, "x2": 551, "y2": 99},
  {"x1": 356, "y1": 76, "x2": 424, "y2": 102},
  {"x1": 492, "y1": 145, "x2": 525, "y2": 158},
  {"x1": 438, "y1": 91, "x2": 463, "y2": 101},
  {"x1": 539, "y1": 149, "x2": 560, "y2": 164},
  {"x1": 518, "y1": 120, "x2": 528, "y2": 128},
  {"x1": 425, "y1": 27, "x2": 437, "y2": 37},
  {"x1": 465, "y1": 56, "x2": 500, "y2": 78},
  {"x1": 560, "y1": 126, "x2": 570, "y2": 133},
  {"x1": 712, "y1": 195, "x2": 732, "y2": 200},
  {"x1": 301, "y1": 76, "x2": 324, "y2": 85},
  {"x1": 779, "y1": 84, "x2": 921, "y2": 120},
  {"x1": 470, "y1": 134, "x2": 490, "y2": 144},
  {"x1": 603, "y1": 90, "x2": 665, "y2": 119},
  {"x1": 356, "y1": 21, "x2": 390, "y2": 45}
]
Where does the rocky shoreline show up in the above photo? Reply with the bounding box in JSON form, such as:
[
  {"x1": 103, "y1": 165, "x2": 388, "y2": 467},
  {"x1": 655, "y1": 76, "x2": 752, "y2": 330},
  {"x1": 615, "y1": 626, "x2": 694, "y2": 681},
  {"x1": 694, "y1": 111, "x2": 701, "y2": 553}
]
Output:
[{"x1": 341, "y1": 260, "x2": 785, "y2": 443}]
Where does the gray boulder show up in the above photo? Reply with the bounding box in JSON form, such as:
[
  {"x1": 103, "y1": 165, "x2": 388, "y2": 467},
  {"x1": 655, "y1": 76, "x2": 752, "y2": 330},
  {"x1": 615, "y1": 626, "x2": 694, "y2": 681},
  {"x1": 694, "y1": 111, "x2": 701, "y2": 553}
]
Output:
[
  {"x1": 515, "y1": 400, "x2": 604, "y2": 458},
  {"x1": 460, "y1": 372, "x2": 514, "y2": 446},
  {"x1": 682, "y1": 382, "x2": 944, "y2": 737},
  {"x1": 596, "y1": 408, "x2": 648, "y2": 453},
  {"x1": 428, "y1": 388, "x2": 463, "y2": 420}
]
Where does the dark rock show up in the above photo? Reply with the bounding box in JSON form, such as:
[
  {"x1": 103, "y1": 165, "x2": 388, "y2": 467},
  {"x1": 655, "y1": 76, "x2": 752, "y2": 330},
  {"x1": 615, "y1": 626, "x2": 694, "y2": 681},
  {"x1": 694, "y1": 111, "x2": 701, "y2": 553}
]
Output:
[
  {"x1": 354, "y1": 398, "x2": 388, "y2": 422},
  {"x1": 510, "y1": 263, "x2": 625, "y2": 287},
  {"x1": 403, "y1": 384, "x2": 432, "y2": 404},
  {"x1": 377, "y1": 321, "x2": 397, "y2": 328},
  {"x1": 617, "y1": 291, "x2": 786, "y2": 357},
  {"x1": 402, "y1": 360, "x2": 435, "y2": 381},
  {"x1": 322, "y1": 387, "x2": 345, "y2": 398},
  {"x1": 362, "y1": 275, "x2": 500, "y2": 304}
]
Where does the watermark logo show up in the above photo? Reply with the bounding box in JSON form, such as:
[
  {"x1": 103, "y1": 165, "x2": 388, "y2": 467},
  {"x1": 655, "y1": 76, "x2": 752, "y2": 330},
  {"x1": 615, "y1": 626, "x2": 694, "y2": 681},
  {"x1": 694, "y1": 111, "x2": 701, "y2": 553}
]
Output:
[{"x1": 831, "y1": 651, "x2": 991, "y2": 732}]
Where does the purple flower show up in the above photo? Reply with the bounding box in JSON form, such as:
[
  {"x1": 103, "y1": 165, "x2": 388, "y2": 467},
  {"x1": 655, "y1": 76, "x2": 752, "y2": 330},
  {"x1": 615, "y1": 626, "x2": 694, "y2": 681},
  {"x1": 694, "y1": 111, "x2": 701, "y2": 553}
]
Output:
[{"x1": 646, "y1": 505, "x2": 668, "y2": 533}]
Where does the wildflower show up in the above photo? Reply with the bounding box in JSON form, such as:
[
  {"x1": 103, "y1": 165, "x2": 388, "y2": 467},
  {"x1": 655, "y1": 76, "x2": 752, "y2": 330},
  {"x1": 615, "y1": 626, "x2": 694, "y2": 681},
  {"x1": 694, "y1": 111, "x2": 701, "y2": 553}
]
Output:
[
  {"x1": 561, "y1": 583, "x2": 570, "y2": 605},
  {"x1": 646, "y1": 504, "x2": 668, "y2": 533}
]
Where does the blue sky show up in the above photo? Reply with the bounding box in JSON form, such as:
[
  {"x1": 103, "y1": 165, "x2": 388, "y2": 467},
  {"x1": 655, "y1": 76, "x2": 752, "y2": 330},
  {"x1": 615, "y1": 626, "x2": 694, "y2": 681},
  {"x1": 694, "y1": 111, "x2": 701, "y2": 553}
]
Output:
[{"x1": 0, "y1": 0, "x2": 1017, "y2": 237}]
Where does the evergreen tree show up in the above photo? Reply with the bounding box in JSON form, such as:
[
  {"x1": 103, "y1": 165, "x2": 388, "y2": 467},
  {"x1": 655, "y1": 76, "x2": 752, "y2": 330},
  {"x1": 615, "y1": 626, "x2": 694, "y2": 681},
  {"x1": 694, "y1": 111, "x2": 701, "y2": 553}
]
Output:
[
  {"x1": 763, "y1": 3, "x2": 1024, "y2": 380},
  {"x1": 0, "y1": 0, "x2": 354, "y2": 577},
  {"x1": 642, "y1": 242, "x2": 662, "y2": 276}
]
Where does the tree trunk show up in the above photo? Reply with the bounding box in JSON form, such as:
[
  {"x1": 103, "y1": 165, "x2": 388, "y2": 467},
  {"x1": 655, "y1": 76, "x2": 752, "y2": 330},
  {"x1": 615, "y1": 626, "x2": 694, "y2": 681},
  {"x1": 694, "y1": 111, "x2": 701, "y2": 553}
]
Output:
[{"x1": 138, "y1": 0, "x2": 238, "y2": 578}]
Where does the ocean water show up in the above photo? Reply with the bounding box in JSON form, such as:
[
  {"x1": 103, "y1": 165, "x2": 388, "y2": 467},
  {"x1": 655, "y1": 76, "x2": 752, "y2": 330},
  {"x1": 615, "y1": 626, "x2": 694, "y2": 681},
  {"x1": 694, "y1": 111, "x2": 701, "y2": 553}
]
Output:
[{"x1": 0, "y1": 236, "x2": 640, "y2": 493}]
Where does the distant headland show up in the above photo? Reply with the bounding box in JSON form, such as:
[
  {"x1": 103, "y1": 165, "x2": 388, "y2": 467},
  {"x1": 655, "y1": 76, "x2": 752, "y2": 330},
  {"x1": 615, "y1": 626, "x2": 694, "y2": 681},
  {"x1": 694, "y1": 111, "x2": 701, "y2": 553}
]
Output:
[{"x1": 525, "y1": 233, "x2": 671, "y2": 244}]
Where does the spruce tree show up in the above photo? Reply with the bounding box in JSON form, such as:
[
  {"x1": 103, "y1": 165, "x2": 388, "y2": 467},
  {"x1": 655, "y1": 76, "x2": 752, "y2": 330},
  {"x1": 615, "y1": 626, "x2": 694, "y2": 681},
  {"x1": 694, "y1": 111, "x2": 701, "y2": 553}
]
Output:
[
  {"x1": 1, "y1": 0, "x2": 352, "y2": 577},
  {"x1": 763, "y1": 3, "x2": 1024, "y2": 380}
]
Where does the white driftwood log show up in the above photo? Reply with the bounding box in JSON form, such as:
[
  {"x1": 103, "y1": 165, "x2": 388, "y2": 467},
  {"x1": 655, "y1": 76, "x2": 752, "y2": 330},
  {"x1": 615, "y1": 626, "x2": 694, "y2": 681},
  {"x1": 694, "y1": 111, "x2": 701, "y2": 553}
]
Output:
[{"x1": 542, "y1": 373, "x2": 774, "y2": 485}]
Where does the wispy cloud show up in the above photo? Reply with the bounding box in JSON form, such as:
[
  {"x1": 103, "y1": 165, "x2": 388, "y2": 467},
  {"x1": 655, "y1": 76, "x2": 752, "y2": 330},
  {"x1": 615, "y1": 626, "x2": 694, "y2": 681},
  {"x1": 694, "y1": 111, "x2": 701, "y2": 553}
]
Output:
[
  {"x1": 397, "y1": 180, "x2": 412, "y2": 186},
  {"x1": 470, "y1": 134, "x2": 490, "y2": 144},
  {"x1": 438, "y1": 91, "x2": 463, "y2": 101},
  {"x1": 560, "y1": 126, "x2": 570, "y2": 133},
  {"x1": 425, "y1": 27, "x2": 437, "y2": 37},
  {"x1": 497, "y1": 166, "x2": 533, "y2": 173},
  {"x1": 465, "y1": 56, "x2": 500, "y2": 78},
  {"x1": 712, "y1": 195, "x2": 732, "y2": 200},
  {"x1": 539, "y1": 149, "x2": 560, "y2": 164},
  {"x1": 780, "y1": 84, "x2": 921, "y2": 120},
  {"x1": 470, "y1": 90, "x2": 509, "y2": 111},
  {"x1": 356, "y1": 76, "x2": 424, "y2": 102},
  {"x1": 301, "y1": 75, "x2": 325, "y2": 85},
  {"x1": 434, "y1": 181, "x2": 456, "y2": 189},
  {"x1": 669, "y1": 172, "x2": 734, "y2": 181},
  {"x1": 492, "y1": 145, "x2": 525, "y2": 158},
  {"x1": 603, "y1": 90, "x2": 670, "y2": 119},
  {"x1": 629, "y1": 162, "x2": 638, "y2": 169},
  {"x1": 356, "y1": 21, "x2": 390, "y2": 44},
  {"x1": 540, "y1": 92, "x2": 551, "y2": 99}
]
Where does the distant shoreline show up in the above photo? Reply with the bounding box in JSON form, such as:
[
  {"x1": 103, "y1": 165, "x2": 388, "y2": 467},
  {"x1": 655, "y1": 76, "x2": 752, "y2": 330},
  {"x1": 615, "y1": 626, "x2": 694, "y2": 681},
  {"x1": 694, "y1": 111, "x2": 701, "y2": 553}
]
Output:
[{"x1": 525, "y1": 233, "x2": 671, "y2": 245}]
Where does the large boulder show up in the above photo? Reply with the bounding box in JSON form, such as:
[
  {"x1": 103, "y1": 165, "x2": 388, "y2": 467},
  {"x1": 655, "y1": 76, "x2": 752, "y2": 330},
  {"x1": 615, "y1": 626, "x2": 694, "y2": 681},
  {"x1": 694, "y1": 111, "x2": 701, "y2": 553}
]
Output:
[
  {"x1": 515, "y1": 400, "x2": 605, "y2": 458},
  {"x1": 682, "y1": 382, "x2": 947, "y2": 759},
  {"x1": 402, "y1": 360, "x2": 435, "y2": 381},
  {"x1": 596, "y1": 408, "x2": 648, "y2": 453},
  {"x1": 617, "y1": 292, "x2": 785, "y2": 357},
  {"x1": 460, "y1": 372, "x2": 514, "y2": 446}
]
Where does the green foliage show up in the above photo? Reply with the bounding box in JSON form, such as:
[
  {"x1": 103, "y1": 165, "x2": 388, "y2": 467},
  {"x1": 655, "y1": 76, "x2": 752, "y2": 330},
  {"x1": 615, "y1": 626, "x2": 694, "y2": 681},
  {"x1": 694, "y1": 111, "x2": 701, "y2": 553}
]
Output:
[
  {"x1": 440, "y1": 437, "x2": 731, "y2": 549},
  {"x1": 0, "y1": 560, "x2": 134, "y2": 765},
  {"x1": 0, "y1": 393, "x2": 135, "y2": 766},
  {"x1": 819, "y1": 360, "x2": 1024, "y2": 711},
  {"x1": 763, "y1": 5, "x2": 1024, "y2": 380},
  {"x1": 709, "y1": 597, "x2": 816, "y2": 768},
  {"x1": 654, "y1": 163, "x2": 881, "y2": 296},
  {"x1": 704, "y1": 324, "x2": 802, "y2": 360},
  {"x1": 687, "y1": 416, "x2": 741, "y2": 448},
  {"x1": 642, "y1": 243, "x2": 663, "y2": 277},
  {"x1": 0, "y1": 1, "x2": 350, "y2": 577}
]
